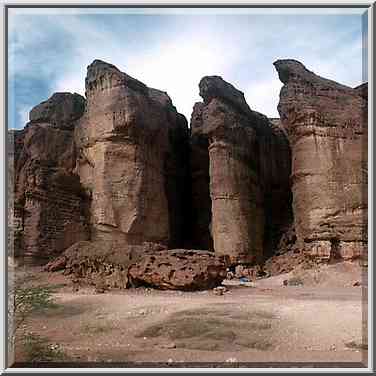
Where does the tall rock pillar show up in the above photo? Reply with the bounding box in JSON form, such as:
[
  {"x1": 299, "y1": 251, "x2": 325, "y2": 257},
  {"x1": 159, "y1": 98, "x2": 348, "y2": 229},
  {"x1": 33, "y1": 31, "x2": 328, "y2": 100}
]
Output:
[
  {"x1": 274, "y1": 59, "x2": 368, "y2": 261},
  {"x1": 75, "y1": 60, "x2": 189, "y2": 247}
]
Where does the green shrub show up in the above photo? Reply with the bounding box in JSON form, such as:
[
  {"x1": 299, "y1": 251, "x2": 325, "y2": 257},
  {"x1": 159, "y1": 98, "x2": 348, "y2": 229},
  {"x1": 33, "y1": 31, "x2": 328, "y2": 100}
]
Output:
[
  {"x1": 10, "y1": 280, "x2": 65, "y2": 362},
  {"x1": 14, "y1": 286, "x2": 57, "y2": 330}
]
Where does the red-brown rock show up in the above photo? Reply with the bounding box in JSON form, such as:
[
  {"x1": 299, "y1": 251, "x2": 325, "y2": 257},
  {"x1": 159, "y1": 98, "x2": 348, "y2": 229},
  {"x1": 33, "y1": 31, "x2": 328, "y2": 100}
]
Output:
[
  {"x1": 43, "y1": 254, "x2": 67, "y2": 272},
  {"x1": 274, "y1": 59, "x2": 367, "y2": 261},
  {"x1": 191, "y1": 76, "x2": 292, "y2": 265},
  {"x1": 29, "y1": 92, "x2": 85, "y2": 130},
  {"x1": 75, "y1": 60, "x2": 189, "y2": 248},
  {"x1": 56, "y1": 240, "x2": 167, "y2": 288},
  {"x1": 128, "y1": 249, "x2": 227, "y2": 290},
  {"x1": 11, "y1": 93, "x2": 90, "y2": 260}
]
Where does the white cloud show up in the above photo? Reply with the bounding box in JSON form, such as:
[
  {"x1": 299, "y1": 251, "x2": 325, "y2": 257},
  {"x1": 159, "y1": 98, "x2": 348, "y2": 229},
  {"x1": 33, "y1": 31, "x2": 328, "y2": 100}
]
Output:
[
  {"x1": 245, "y1": 79, "x2": 283, "y2": 118},
  {"x1": 17, "y1": 106, "x2": 30, "y2": 127},
  {"x1": 49, "y1": 15, "x2": 245, "y2": 120},
  {"x1": 9, "y1": 11, "x2": 366, "y2": 127}
]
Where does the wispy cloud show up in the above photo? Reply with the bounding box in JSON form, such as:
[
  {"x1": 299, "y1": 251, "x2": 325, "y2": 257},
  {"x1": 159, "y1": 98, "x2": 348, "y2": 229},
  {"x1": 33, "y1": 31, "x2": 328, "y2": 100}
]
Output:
[
  {"x1": 17, "y1": 106, "x2": 30, "y2": 127},
  {"x1": 8, "y1": 9, "x2": 366, "y2": 128}
]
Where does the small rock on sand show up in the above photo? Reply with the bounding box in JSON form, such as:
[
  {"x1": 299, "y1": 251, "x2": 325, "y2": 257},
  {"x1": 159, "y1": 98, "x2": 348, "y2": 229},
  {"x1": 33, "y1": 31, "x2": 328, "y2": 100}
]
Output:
[{"x1": 213, "y1": 286, "x2": 228, "y2": 295}]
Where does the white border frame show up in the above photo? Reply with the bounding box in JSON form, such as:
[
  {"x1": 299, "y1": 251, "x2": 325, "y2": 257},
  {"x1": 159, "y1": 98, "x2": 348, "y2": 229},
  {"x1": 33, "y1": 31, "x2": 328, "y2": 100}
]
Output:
[{"x1": 0, "y1": 0, "x2": 373, "y2": 373}]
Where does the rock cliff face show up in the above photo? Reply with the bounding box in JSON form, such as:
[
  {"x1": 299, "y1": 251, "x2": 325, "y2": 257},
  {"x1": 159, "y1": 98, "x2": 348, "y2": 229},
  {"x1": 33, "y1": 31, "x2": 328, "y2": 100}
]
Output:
[
  {"x1": 191, "y1": 76, "x2": 292, "y2": 265},
  {"x1": 274, "y1": 59, "x2": 368, "y2": 261},
  {"x1": 8, "y1": 129, "x2": 25, "y2": 256},
  {"x1": 190, "y1": 102, "x2": 213, "y2": 251},
  {"x1": 74, "y1": 60, "x2": 189, "y2": 248},
  {"x1": 10, "y1": 58, "x2": 367, "y2": 275},
  {"x1": 262, "y1": 118, "x2": 293, "y2": 258},
  {"x1": 11, "y1": 93, "x2": 90, "y2": 260}
]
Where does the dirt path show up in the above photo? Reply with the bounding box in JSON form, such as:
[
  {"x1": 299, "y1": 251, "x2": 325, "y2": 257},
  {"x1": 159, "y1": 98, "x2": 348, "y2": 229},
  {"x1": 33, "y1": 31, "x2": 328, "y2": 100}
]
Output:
[{"x1": 12, "y1": 264, "x2": 367, "y2": 367}]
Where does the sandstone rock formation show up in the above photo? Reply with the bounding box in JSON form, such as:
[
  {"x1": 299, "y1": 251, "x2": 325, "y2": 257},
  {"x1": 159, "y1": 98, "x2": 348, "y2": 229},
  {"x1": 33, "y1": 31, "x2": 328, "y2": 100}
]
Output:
[
  {"x1": 75, "y1": 60, "x2": 189, "y2": 248},
  {"x1": 191, "y1": 76, "x2": 292, "y2": 265},
  {"x1": 274, "y1": 59, "x2": 368, "y2": 261},
  {"x1": 128, "y1": 249, "x2": 227, "y2": 290},
  {"x1": 11, "y1": 93, "x2": 90, "y2": 260},
  {"x1": 29, "y1": 92, "x2": 85, "y2": 129},
  {"x1": 10, "y1": 57, "x2": 367, "y2": 284}
]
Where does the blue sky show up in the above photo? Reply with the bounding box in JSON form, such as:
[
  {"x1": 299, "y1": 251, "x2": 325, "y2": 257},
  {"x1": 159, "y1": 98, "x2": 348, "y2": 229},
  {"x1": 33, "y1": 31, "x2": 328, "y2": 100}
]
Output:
[{"x1": 8, "y1": 8, "x2": 367, "y2": 129}]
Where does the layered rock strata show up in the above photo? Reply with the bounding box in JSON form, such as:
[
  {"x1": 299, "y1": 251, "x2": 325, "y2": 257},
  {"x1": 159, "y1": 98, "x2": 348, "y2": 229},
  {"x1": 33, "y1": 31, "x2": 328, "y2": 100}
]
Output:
[
  {"x1": 274, "y1": 59, "x2": 368, "y2": 261},
  {"x1": 11, "y1": 93, "x2": 90, "y2": 260},
  {"x1": 191, "y1": 76, "x2": 292, "y2": 265}
]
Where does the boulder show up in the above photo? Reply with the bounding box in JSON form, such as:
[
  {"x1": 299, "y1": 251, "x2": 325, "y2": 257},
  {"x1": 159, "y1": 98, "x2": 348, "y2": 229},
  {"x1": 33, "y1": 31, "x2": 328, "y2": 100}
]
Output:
[
  {"x1": 128, "y1": 249, "x2": 227, "y2": 290},
  {"x1": 213, "y1": 286, "x2": 228, "y2": 295},
  {"x1": 274, "y1": 59, "x2": 368, "y2": 261},
  {"x1": 46, "y1": 242, "x2": 226, "y2": 291},
  {"x1": 56, "y1": 240, "x2": 166, "y2": 289}
]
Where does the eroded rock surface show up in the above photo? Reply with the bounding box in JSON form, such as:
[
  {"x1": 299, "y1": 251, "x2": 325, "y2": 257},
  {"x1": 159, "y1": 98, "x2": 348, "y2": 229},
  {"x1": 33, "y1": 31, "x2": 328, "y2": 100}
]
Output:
[
  {"x1": 128, "y1": 249, "x2": 227, "y2": 290},
  {"x1": 274, "y1": 59, "x2": 368, "y2": 261},
  {"x1": 11, "y1": 93, "x2": 90, "y2": 260},
  {"x1": 75, "y1": 60, "x2": 189, "y2": 248},
  {"x1": 192, "y1": 76, "x2": 292, "y2": 265},
  {"x1": 29, "y1": 92, "x2": 85, "y2": 129},
  {"x1": 44, "y1": 243, "x2": 226, "y2": 291},
  {"x1": 11, "y1": 57, "x2": 367, "y2": 279},
  {"x1": 44, "y1": 240, "x2": 166, "y2": 288}
]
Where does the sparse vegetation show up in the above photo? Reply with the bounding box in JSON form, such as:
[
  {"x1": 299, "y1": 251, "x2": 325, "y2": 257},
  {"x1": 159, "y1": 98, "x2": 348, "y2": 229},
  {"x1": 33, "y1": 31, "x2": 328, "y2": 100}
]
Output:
[
  {"x1": 14, "y1": 285, "x2": 57, "y2": 330},
  {"x1": 10, "y1": 271, "x2": 66, "y2": 363},
  {"x1": 23, "y1": 333, "x2": 66, "y2": 362}
]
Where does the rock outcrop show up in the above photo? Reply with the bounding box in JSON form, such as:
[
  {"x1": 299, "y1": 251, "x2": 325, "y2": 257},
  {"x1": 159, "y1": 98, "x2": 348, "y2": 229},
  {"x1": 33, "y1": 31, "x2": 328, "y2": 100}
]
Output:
[
  {"x1": 11, "y1": 93, "x2": 90, "y2": 260},
  {"x1": 191, "y1": 76, "x2": 292, "y2": 265},
  {"x1": 10, "y1": 57, "x2": 367, "y2": 282},
  {"x1": 128, "y1": 249, "x2": 227, "y2": 290},
  {"x1": 274, "y1": 59, "x2": 368, "y2": 261},
  {"x1": 75, "y1": 60, "x2": 189, "y2": 248},
  {"x1": 29, "y1": 92, "x2": 85, "y2": 129}
]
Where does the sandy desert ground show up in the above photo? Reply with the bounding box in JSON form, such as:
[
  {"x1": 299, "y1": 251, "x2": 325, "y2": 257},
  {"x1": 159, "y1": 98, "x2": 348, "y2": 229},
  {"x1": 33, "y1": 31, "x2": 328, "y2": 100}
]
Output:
[{"x1": 11, "y1": 262, "x2": 368, "y2": 368}]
